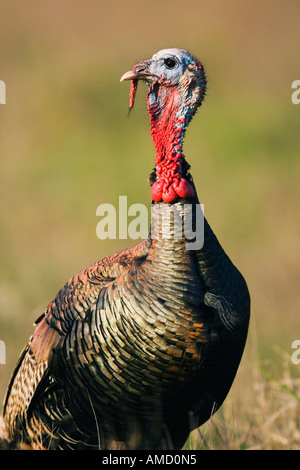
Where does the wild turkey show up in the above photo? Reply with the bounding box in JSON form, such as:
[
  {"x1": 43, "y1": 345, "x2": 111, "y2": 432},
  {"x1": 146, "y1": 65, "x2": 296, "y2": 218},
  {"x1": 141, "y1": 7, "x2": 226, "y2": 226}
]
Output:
[{"x1": 0, "y1": 48, "x2": 250, "y2": 450}]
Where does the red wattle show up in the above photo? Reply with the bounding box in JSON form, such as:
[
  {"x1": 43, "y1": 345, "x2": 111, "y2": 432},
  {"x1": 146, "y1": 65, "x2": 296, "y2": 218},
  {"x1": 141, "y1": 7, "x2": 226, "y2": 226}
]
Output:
[
  {"x1": 151, "y1": 181, "x2": 164, "y2": 202},
  {"x1": 174, "y1": 178, "x2": 195, "y2": 199},
  {"x1": 152, "y1": 178, "x2": 194, "y2": 203},
  {"x1": 162, "y1": 184, "x2": 178, "y2": 203}
]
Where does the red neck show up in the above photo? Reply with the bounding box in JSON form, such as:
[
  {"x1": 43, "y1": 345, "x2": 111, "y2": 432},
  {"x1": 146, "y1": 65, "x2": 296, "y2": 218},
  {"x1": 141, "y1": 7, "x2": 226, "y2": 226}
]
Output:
[{"x1": 147, "y1": 85, "x2": 195, "y2": 203}]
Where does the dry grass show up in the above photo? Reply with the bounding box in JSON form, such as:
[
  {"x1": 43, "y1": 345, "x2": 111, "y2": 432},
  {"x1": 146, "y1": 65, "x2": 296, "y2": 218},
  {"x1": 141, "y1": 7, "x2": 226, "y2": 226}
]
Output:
[
  {"x1": 183, "y1": 328, "x2": 300, "y2": 450},
  {"x1": 184, "y1": 367, "x2": 300, "y2": 450}
]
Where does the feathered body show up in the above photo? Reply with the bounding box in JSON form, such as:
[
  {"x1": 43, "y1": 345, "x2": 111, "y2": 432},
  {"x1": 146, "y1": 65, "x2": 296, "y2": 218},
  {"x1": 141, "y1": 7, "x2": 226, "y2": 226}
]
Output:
[{"x1": 0, "y1": 49, "x2": 250, "y2": 450}]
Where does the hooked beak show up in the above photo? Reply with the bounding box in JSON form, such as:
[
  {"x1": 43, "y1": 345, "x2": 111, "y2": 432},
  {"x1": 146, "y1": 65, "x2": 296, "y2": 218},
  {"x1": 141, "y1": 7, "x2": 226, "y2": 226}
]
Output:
[
  {"x1": 120, "y1": 62, "x2": 157, "y2": 83},
  {"x1": 120, "y1": 60, "x2": 159, "y2": 110},
  {"x1": 120, "y1": 70, "x2": 139, "y2": 82}
]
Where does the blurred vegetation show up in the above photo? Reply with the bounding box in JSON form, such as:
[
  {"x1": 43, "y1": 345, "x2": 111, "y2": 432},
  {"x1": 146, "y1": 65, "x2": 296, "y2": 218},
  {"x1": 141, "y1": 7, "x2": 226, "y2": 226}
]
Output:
[{"x1": 0, "y1": 0, "x2": 300, "y2": 449}]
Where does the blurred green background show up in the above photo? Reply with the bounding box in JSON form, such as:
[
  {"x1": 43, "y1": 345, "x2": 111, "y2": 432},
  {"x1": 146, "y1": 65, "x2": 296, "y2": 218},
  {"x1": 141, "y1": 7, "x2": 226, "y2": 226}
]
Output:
[{"x1": 0, "y1": 0, "x2": 300, "y2": 448}]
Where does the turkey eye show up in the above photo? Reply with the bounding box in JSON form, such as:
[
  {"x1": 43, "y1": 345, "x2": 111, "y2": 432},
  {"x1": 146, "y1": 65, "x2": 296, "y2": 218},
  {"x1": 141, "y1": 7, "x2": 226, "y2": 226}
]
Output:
[{"x1": 164, "y1": 58, "x2": 177, "y2": 69}]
